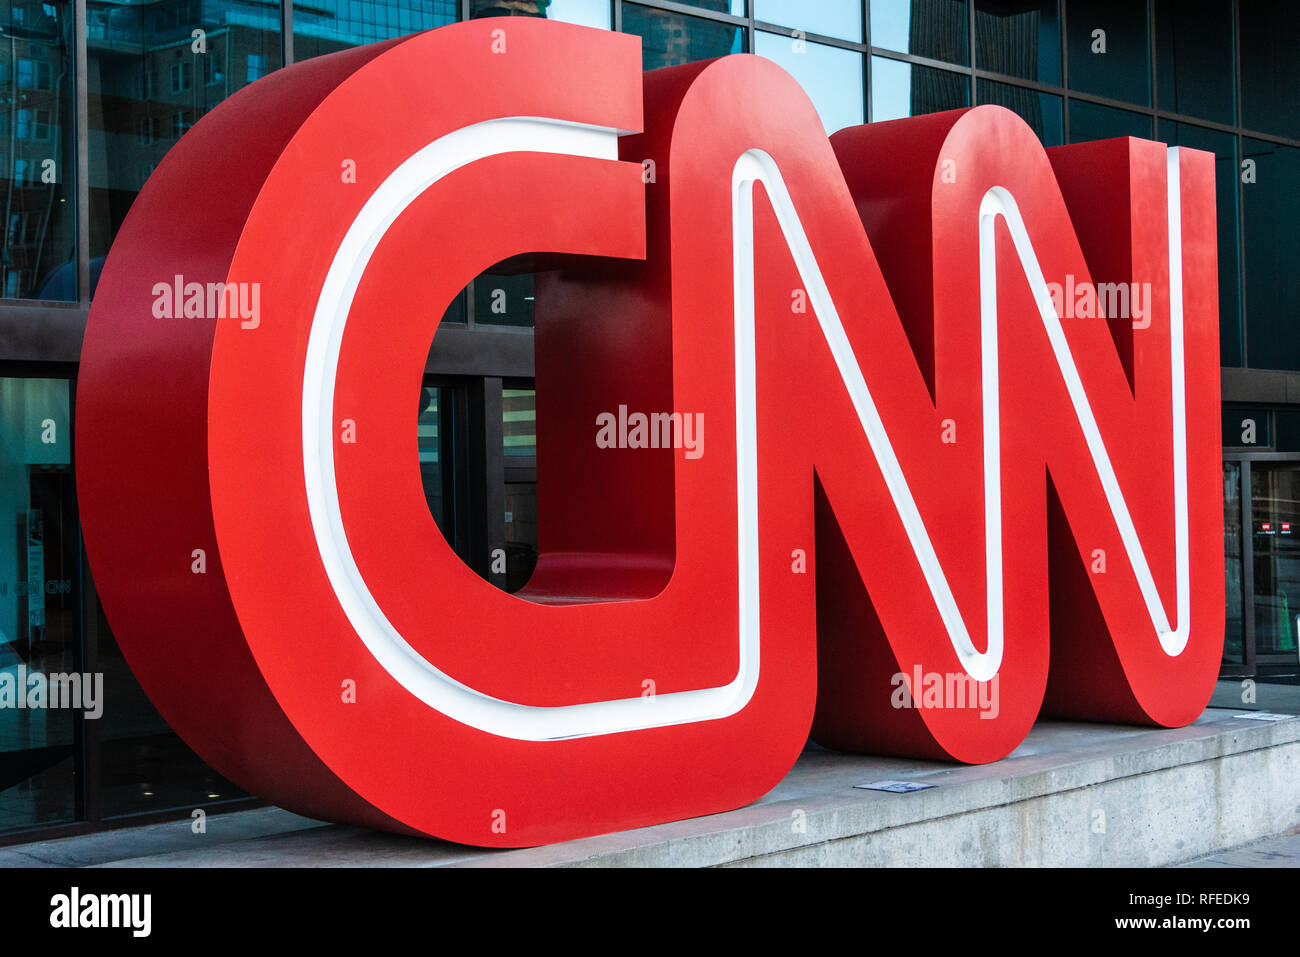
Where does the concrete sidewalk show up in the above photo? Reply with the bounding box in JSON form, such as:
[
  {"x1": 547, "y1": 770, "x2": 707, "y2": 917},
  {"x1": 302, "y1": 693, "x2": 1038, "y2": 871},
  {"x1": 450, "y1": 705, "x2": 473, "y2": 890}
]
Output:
[
  {"x1": 1180, "y1": 831, "x2": 1300, "y2": 867},
  {"x1": 1, "y1": 707, "x2": 1297, "y2": 867}
]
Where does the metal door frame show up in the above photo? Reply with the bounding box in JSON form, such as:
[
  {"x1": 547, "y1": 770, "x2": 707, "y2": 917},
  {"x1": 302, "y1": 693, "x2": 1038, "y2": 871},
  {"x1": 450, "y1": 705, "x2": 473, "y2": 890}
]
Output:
[{"x1": 1224, "y1": 450, "x2": 1300, "y2": 677}]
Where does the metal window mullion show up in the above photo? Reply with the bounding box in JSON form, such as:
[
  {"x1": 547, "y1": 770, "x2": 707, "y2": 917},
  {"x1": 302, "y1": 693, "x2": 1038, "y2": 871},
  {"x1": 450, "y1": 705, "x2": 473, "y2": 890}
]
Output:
[
  {"x1": 1152, "y1": 107, "x2": 1299, "y2": 145},
  {"x1": 1060, "y1": 0, "x2": 1069, "y2": 141},
  {"x1": 1229, "y1": 459, "x2": 1248, "y2": 670},
  {"x1": 1142, "y1": 0, "x2": 1154, "y2": 111},
  {"x1": 632, "y1": 0, "x2": 747, "y2": 28},
  {"x1": 69, "y1": 374, "x2": 101, "y2": 824},
  {"x1": 482, "y1": 377, "x2": 506, "y2": 583},
  {"x1": 74, "y1": 0, "x2": 88, "y2": 305},
  {"x1": 863, "y1": 0, "x2": 870, "y2": 122},
  {"x1": 752, "y1": 21, "x2": 865, "y2": 52},
  {"x1": 867, "y1": 47, "x2": 974, "y2": 77},
  {"x1": 1233, "y1": 0, "x2": 1247, "y2": 369},
  {"x1": 973, "y1": 67, "x2": 1066, "y2": 96},
  {"x1": 1241, "y1": 457, "x2": 1256, "y2": 674},
  {"x1": 282, "y1": 0, "x2": 294, "y2": 66}
]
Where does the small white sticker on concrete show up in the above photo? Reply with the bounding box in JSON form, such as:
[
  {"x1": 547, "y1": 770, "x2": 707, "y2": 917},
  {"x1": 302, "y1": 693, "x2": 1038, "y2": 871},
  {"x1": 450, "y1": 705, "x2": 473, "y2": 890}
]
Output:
[{"x1": 854, "y1": 780, "x2": 935, "y2": 793}]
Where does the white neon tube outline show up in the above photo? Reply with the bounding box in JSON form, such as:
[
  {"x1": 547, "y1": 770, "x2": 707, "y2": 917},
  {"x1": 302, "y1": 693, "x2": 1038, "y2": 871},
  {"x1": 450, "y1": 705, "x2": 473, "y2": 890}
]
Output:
[
  {"x1": 302, "y1": 119, "x2": 1191, "y2": 739},
  {"x1": 303, "y1": 118, "x2": 759, "y2": 741}
]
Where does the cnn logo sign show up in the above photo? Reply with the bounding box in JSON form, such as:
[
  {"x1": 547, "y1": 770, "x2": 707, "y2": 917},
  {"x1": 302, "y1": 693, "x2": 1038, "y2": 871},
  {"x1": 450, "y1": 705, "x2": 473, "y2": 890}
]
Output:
[{"x1": 77, "y1": 19, "x2": 1223, "y2": 846}]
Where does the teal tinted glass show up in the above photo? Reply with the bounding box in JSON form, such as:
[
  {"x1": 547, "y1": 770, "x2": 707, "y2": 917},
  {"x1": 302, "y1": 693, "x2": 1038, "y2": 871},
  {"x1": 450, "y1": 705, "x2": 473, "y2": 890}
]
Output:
[
  {"x1": 1155, "y1": 0, "x2": 1235, "y2": 125},
  {"x1": 1067, "y1": 100, "x2": 1152, "y2": 144},
  {"x1": 296, "y1": 0, "x2": 458, "y2": 60},
  {"x1": 86, "y1": 0, "x2": 282, "y2": 282},
  {"x1": 622, "y1": 2, "x2": 746, "y2": 71},
  {"x1": 0, "y1": 377, "x2": 77, "y2": 832},
  {"x1": 1066, "y1": 0, "x2": 1151, "y2": 106},
  {"x1": 1241, "y1": 139, "x2": 1300, "y2": 371},
  {"x1": 975, "y1": 0, "x2": 1061, "y2": 86},
  {"x1": 1239, "y1": 0, "x2": 1300, "y2": 140},
  {"x1": 475, "y1": 271, "x2": 534, "y2": 327},
  {"x1": 1159, "y1": 121, "x2": 1241, "y2": 367},
  {"x1": 2, "y1": 0, "x2": 76, "y2": 300}
]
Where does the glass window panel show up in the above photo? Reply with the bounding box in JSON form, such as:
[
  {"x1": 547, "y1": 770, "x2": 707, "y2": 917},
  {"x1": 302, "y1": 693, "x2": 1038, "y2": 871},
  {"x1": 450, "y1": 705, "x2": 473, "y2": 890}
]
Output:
[
  {"x1": 503, "y1": 387, "x2": 536, "y2": 459},
  {"x1": 1223, "y1": 406, "x2": 1270, "y2": 448},
  {"x1": 1154, "y1": 0, "x2": 1234, "y2": 125},
  {"x1": 545, "y1": 0, "x2": 610, "y2": 28},
  {"x1": 622, "y1": 2, "x2": 746, "y2": 71},
  {"x1": 977, "y1": 78, "x2": 1063, "y2": 146},
  {"x1": 1158, "y1": 121, "x2": 1241, "y2": 367},
  {"x1": 474, "y1": 271, "x2": 534, "y2": 326},
  {"x1": 871, "y1": 56, "x2": 970, "y2": 121},
  {"x1": 1065, "y1": 0, "x2": 1150, "y2": 106},
  {"x1": 756, "y1": 31, "x2": 864, "y2": 134},
  {"x1": 1276, "y1": 409, "x2": 1300, "y2": 454},
  {"x1": 0, "y1": 377, "x2": 78, "y2": 834},
  {"x1": 471, "y1": 0, "x2": 610, "y2": 31},
  {"x1": 871, "y1": 0, "x2": 969, "y2": 66},
  {"x1": 754, "y1": 0, "x2": 861, "y2": 43},
  {"x1": 1239, "y1": 0, "x2": 1300, "y2": 141},
  {"x1": 1067, "y1": 99, "x2": 1152, "y2": 143},
  {"x1": 1251, "y1": 464, "x2": 1300, "y2": 657},
  {"x1": 87, "y1": 0, "x2": 282, "y2": 278},
  {"x1": 1, "y1": 0, "x2": 76, "y2": 301},
  {"x1": 1268, "y1": 403, "x2": 1300, "y2": 452},
  {"x1": 1242, "y1": 138, "x2": 1300, "y2": 371},
  {"x1": 296, "y1": 1, "x2": 458, "y2": 61},
  {"x1": 975, "y1": 0, "x2": 1061, "y2": 86},
  {"x1": 503, "y1": 480, "x2": 538, "y2": 591},
  {"x1": 669, "y1": 0, "x2": 745, "y2": 15},
  {"x1": 440, "y1": 288, "x2": 467, "y2": 324}
]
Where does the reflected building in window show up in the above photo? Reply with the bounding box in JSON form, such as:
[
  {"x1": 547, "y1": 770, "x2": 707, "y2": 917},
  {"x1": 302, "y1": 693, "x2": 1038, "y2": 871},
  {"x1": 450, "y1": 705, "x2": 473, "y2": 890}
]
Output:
[
  {"x1": 0, "y1": 378, "x2": 77, "y2": 831},
  {"x1": 974, "y1": 1, "x2": 1062, "y2": 143},
  {"x1": 473, "y1": 0, "x2": 550, "y2": 15},
  {"x1": 624, "y1": 1, "x2": 743, "y2": 71},
  {"x1": 1, "y1": 0, "x2": 76, "y2": 300},
  {"x1": 86, "y1": 0, "x2": 282, "y2": 269},
  {"x1": 294, "y1": 0, "x2": 457, "y2": 60}
]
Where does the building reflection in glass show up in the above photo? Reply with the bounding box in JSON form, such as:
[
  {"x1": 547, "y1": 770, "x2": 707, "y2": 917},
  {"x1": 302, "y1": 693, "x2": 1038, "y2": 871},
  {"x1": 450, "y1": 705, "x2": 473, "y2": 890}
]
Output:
[
  {"x1": 471, "y1": 0, "x2": 610, "y2": 30},
  {"x1": 295, "y1": 0, "x2": 457, "y2": 61},
  {"x1": 621, "y1": 1, "x2": 742, "y2": 71},
  {"x1": 2, "y1": 0, "x2": 76, "y2": 300},
  {"x1": 86, "y1": 0, "x2": 282, "y2": 286},
  {"x1": 0, "y1": 378, "x2": 77, "y2": 832}
]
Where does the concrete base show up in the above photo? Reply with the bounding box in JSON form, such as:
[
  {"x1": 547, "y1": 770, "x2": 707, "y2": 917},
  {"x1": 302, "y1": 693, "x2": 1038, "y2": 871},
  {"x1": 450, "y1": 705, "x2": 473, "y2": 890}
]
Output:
[{"x1": 2, "y1": 707, "x2": 1298, "y2": 867}]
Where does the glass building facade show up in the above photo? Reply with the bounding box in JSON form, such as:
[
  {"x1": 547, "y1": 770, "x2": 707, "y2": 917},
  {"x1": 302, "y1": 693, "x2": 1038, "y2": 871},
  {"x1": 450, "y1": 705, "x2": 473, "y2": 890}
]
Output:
[{"x1": 1, "y1": 0, "x2": 1297, "y2": 844}]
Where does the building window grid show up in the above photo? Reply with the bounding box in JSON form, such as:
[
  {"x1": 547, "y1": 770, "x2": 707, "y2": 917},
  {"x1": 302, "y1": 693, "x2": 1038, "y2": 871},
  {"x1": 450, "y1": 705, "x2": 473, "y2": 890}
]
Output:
[{"x1": 0, "y1": 0, "x2": 1293, "y2": 315}]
